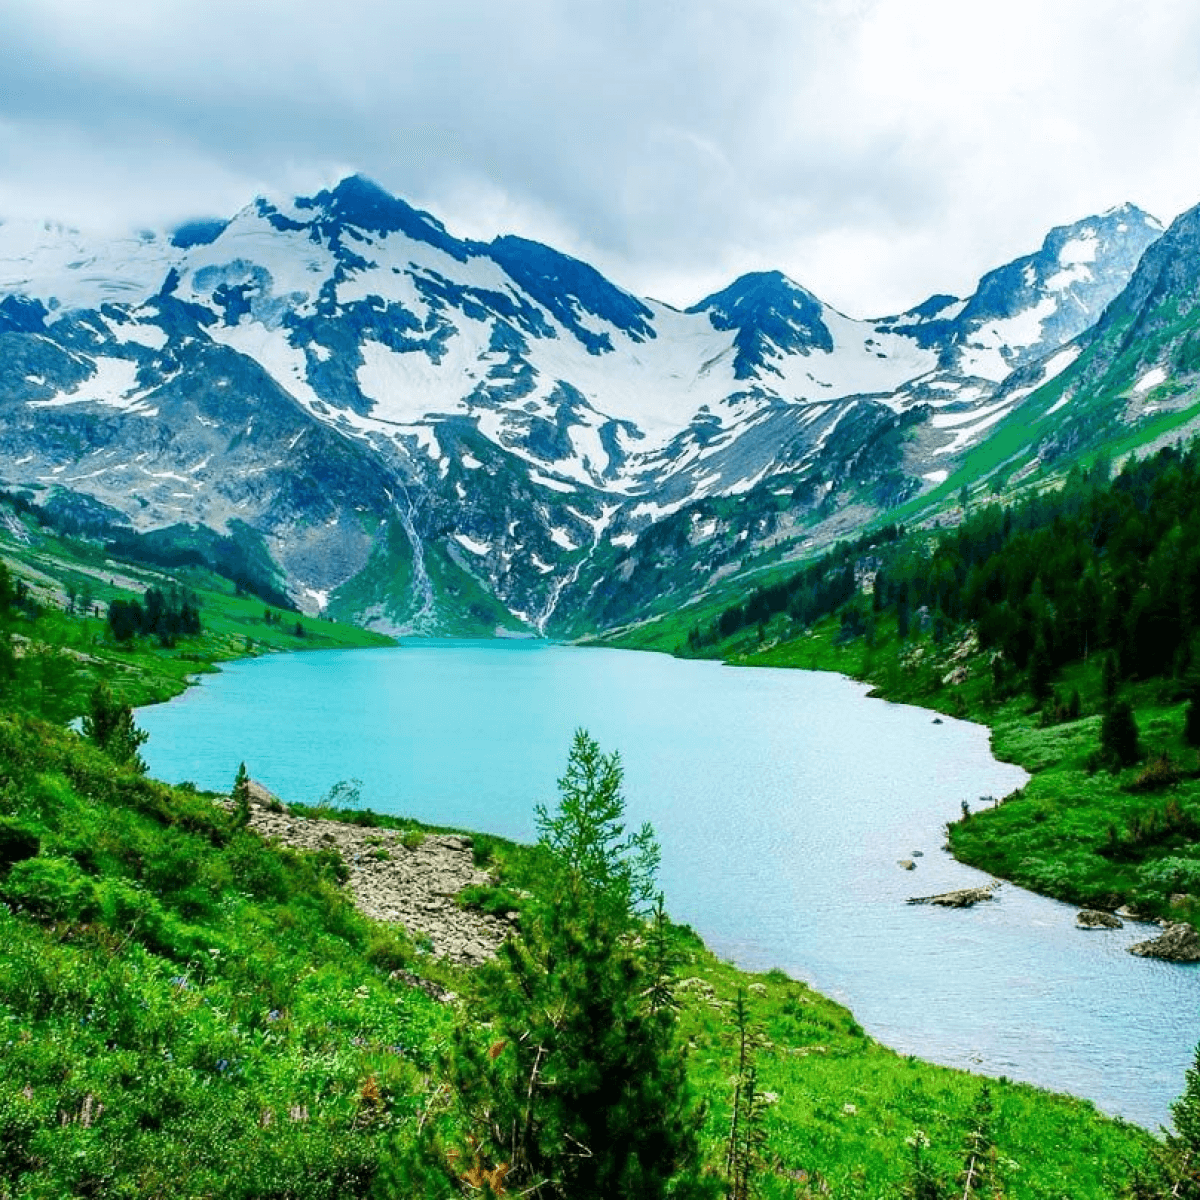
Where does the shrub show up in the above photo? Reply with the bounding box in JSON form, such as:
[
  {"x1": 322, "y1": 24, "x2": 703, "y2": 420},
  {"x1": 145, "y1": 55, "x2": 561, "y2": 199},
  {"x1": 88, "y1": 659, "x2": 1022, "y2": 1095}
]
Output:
[
  {"x1": 365, "y1": 925, "x2": 415, "y2": 972},
  {"x1": 81, "y1": 681, "x2": 148, "y2": 773},
  {"x1": 1131, "y1": 751, "x2": 1181, "y2": 792},
  {"x1": 308, "y1": 846, "x2": 349, "y2": 886},
  {"x1": 2, "y1": 856, "x2": 97, "y2": 920},
  {"x1": 1136, "y1": 857, "x2": 1200, "y2": 893},
  {"x1": 457, "y1": 884, "x2": 521, "y2": 919},
  {"x1": 0, "y1": 817, "x2": 39, "y2": 871},
  {"x1": 222, "y1": 831, "x2": 289, "y2": 901},
  {"x1": 1186, "y1": 696, "x2": 1200, "y2": 747},
  {"x1": 1100, "y1": 700, "x2": 1141, "y2": 769}
]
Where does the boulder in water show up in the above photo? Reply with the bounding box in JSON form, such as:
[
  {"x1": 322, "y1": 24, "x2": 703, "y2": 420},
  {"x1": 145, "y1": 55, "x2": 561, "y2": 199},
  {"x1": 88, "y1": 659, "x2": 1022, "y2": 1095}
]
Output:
[
  {"x1": 907, "y1": 883, "x2": 1000, "y2": 908},
  {"x1": 1076, "y1": 909, "x2": 1123, "y2": 930},
  {"x1": 1129, "y1": 923, "x2": 1200, "y2": 962}
]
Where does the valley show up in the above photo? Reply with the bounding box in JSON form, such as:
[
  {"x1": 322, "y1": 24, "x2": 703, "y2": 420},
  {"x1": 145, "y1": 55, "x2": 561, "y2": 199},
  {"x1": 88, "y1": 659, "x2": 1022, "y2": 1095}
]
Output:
[{"x1": 6, "y1": 176, "x2": 1200, "y2": 1196}]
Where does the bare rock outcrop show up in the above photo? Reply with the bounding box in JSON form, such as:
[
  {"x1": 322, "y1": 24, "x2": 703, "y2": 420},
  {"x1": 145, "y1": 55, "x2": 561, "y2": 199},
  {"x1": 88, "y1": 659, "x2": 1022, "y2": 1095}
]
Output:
[
  {"x1": 247, "y1": 780, "x2": 288, "y2": 813},
  {"x1": 246, "y1": 806, "x2": 509, "y2": 966},
  {"x1": 1076, "y1": 909, "x2": 1123, "y2": 930}
]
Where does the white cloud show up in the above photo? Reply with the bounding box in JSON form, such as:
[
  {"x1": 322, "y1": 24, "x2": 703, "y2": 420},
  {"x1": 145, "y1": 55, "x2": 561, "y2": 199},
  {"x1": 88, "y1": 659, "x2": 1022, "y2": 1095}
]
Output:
[{"x1": 2, "y1": 0, "x2": 1200, "y2": 314}]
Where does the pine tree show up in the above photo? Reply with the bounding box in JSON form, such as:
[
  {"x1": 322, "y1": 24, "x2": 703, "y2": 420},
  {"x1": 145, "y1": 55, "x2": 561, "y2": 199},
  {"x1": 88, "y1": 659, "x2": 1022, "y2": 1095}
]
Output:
[
  {"x1": 81, "y1": 681, "x2": 148, "y2": 773},
  {"x1": 646, "y1": 895, "x2": 680, "y2": 1019},
  {"x1": 725, "y1": 989, "x2": 767, "y2": 1200},
  {"x1": 232, "y1": 761, "x2": 252, "y2": 828},
  {"x1": 1028, "y1": 636, "x2": 1054, "y2": 706},
  {"x1": 956, "y1": 1084, "x2": 1005, "y2": 1199},
  {"x1": 1187, "y1": 697, "x2": 1200, "y2": 748},
  {"x1": 535, "y1": 729, "x2": 660, "y2": 920},
  {"x1": 1102, "y1": 652, "x2": 1121, "y2": 707},
  {"x1": 429, "y1": 731, "x2": 709, "y2": 1200},
  {"x1": 901, "y1": 1130, "x2": 945, "y2": 1200},
  {"x1": 1165, "y1": 1044, "x2": 1200, "y2": 1198},
  {"x1": 1100, "y1": 700, "x2": 1141, "y2": 769}
]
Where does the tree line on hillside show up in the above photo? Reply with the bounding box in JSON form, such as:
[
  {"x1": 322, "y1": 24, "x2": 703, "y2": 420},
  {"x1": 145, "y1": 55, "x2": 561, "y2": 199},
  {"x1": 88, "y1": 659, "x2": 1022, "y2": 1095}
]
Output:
[
  {"x1": 107, "y1": 585, "x2": 202, "y2": 646},
  {"x1": 103, "y1": 527, "x2": 295, "y2": 611},
  {"x1": 0, "y1": 558, "x2": 204, "y2": 725},
  {"x1": 0, "y1": 487, "x2": 294, "y2": 610},
  {"x1": 702, "y1": 443, "x2": 1200, "y2": 712},
  {"x1": 688, "y1": 524, "x2": 904, "y2": 649},
  {"x1": 877, "y1": 448, "x2": 1200, "y2": 690}
]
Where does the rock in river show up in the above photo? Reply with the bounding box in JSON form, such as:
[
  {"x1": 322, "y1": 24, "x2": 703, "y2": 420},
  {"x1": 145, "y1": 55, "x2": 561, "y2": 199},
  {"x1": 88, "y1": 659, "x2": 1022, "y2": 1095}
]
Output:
[
  {"x1": 1129, "y1": 923, "x2": 1200, "y2": 962},
  {"x1": 907, "y1": 883, "x2": 1000, "y2": 908},
  {"x1": 1077, "y1": 909, "x2": 1123, "y2": 930}
]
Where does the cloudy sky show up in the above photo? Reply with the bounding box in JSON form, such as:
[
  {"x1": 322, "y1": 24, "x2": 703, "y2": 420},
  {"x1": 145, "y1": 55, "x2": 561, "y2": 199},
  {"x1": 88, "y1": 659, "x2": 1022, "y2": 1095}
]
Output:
[{"x1": 2, "y1": 0, "x2": 1200, "y2": 317}]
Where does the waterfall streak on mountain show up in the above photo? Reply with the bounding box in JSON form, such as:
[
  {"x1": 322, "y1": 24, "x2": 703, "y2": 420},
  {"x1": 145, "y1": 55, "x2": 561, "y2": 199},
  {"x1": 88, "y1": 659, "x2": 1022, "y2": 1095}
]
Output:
[{"x1": 396, "y1": 489, "x2": 435, "y2": 633}]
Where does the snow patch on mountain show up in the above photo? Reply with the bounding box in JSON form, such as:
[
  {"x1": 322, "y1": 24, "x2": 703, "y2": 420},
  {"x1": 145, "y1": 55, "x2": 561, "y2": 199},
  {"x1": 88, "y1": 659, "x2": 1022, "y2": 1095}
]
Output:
[
  {"x1": 0, "y1": 220, "x2": 178, "y2": 314},
  {"x1": 356, "y1": 331, "x2": 489, "y2": 422},
  {"x1": 1135, "y1": 366, "x2": 1167, "y2": 393},
  {"x1": 208, "y1": 322, "x2": 324, "y2": 409},
  {"x1": 958, "y1": 297, "x2": 1060, "y2": 381},
  {"x1": 28, "y1": 357, "x2": 142, "y2": 410},
  {"x1": 930, "y1": 397, "x2": 1013, "y2": 429},
  {"x1": 933, "y1": 406, "x2": 1013, "y2": 456},
  {"x1": 454, "y1": 533, "x2": 490, "y2": 556},
  {"x1": 1041, "y1": 346, "x2": 1081, "y2": 381}
]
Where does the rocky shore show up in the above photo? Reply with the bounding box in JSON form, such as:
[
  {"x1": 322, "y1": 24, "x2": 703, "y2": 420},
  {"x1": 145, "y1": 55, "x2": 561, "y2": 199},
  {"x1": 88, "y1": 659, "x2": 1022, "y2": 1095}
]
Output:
[{"x1": 907, "y1": 882, "x2": 1001, "y2": 908}]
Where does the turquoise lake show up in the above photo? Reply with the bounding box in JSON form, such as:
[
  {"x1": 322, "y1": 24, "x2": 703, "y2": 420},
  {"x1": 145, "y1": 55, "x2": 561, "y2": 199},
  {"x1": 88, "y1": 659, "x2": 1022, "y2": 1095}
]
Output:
[{"x1": 137, "y1": 640, "x2": 1200, "y2": 1129}]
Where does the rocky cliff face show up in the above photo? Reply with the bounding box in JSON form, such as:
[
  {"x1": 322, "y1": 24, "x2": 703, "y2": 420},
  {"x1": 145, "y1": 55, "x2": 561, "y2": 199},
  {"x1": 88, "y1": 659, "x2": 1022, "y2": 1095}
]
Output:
[{"x1": 0, "y1": 179, "x2": 1165, "y2": 634}]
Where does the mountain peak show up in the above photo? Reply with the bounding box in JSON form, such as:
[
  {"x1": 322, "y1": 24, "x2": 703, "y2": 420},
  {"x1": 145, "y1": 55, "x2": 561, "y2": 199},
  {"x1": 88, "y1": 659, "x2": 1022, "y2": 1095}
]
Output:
[
  {"x1": 693, "y1": 269, "x2": 816, "y2": 306},
  {"x1": 486, "y1": 235, "x2": 655, "y2": 351},
  {"x1": 1089, "y1": 196, "x2": 1200, "y2": 338},
  {"x1": 690, "y1": 270, "x2": 833, "y2": 378},
  {"x1": 294, "y1": 174, "x2": 468, "y2": 260},
  {"x1": 1100, "y1": 201, "x2": 1163, "y2": 229}
]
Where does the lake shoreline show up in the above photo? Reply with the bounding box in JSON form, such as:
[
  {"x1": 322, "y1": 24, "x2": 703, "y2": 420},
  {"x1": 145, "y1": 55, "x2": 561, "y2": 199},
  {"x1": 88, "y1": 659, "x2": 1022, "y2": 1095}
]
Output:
[{"x1": 135, "y1": 638, "x2": 1196, "y2": 1129}]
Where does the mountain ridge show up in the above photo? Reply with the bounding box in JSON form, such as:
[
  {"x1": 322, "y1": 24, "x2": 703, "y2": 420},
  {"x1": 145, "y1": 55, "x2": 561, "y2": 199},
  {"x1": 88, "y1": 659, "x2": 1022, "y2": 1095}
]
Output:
[{"x1": 0, "y1": 177, "x2": 1172, "y2": 635}]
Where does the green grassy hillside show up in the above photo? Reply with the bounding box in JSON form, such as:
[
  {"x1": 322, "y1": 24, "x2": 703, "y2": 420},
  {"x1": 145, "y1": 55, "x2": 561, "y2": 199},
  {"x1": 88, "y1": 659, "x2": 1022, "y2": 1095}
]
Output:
[
  {"x1": 0, "y1": 712, "x2": 1159, "y2": 1198},
  {"x1": 0, "y1": 503, "x2": 392, "y2": 716}
]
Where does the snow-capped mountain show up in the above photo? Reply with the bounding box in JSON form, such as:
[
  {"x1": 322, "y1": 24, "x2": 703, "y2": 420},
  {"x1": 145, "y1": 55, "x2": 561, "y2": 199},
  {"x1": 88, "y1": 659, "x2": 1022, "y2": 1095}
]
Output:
[
  {"x1": 966, "y1": 198, "x2": 1200, "y2": 473},
  {"x1": 0, "y1": 178, "x2": 1164, "y2": 634}
]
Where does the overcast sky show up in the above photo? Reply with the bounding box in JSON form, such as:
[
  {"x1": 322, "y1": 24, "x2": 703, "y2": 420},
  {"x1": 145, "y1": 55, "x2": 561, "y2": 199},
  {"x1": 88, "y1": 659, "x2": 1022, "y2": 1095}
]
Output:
[{"x1": 2, "y1": 0, "x2": 1200, "y2": 317}]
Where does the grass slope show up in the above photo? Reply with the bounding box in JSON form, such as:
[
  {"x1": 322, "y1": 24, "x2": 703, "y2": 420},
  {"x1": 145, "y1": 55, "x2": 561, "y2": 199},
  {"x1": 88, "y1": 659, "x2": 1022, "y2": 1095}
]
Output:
[
  {"x1": 0, "y1": 714, "x2": 1155, "y2": 1198},
  {"x1": 0, "y1": 512, "x2": 393, "y2": 711}
]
